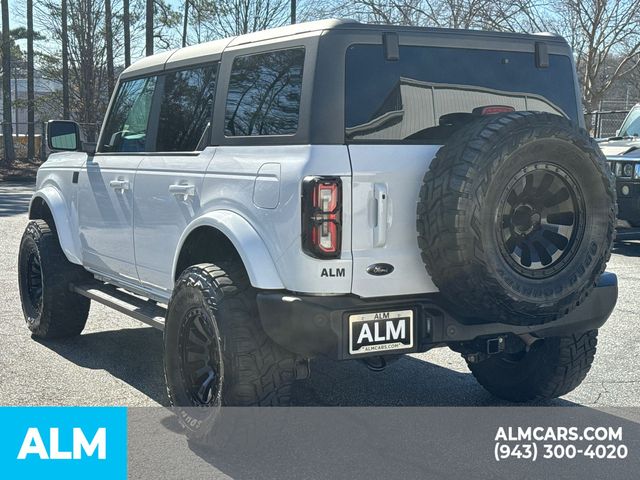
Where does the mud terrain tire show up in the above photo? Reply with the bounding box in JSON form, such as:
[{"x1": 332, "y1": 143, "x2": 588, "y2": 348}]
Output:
[
  {"x1": 163, "y1": 262, "x2": 299, "y2": 440},
  {"x1": 18, "y1": 219, "x2": 91, "y2": 338},
  {"x1": 467, "y1": 330, "x2": 598, "y2": 402},
  {"x1": 417, "y1": 112, "x2": 615, "y2": 325}
]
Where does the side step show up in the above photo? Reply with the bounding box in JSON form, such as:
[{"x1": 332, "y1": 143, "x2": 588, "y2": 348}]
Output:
[
  {"x1": 615, "y1": 227, "x2": 640, "y2": 241},
  {"x1": 72, "y1": 283, "x2": 166, "y2": 331}
]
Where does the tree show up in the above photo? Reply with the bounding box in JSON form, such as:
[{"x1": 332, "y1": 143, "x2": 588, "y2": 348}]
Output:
[
  {"x1": 554, "y1": 0, "x2": 640, "y2": 112},
  {"x1": 27, "y1": 0, "x2": 35, "y2": 159},
  {"x1": 145, "y1": 0, "x2": 180, "y2": 54},
  {"x1": 1, "y1": 0, "x2": 15, "y2": 165},
  {"x1": 105, "y1": 0, "x2": 115, "y2": 94},
  {"x1": 35, "y1": 0, "x2": 122, "y2": 140},
  {"x1": 188, "y1": 0, "x2": 291, "y2": 39},
  {"x1": 62, "y1": 0, "x2": 69, "y2": 118},
  {"x1": 349, "y1": 0, "x2": 527, "y2": 30},
  {"x1": 124, "y1": 0, "x2": 131, "y2": 67},
  {"x1": 146, "y1": 0, "x2": 154, "y2": 55},
  {"x1": 182, "y1": 0, "x2": 190, "y2": 47}
]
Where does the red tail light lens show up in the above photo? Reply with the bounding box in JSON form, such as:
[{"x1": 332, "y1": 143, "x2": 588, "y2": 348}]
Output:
[
  {"x1": 472, "y1": 105, "x2": 515, "y2": 116},
  {"x1": 302, "y1": 177, "x2": 342, "y2": 258}
]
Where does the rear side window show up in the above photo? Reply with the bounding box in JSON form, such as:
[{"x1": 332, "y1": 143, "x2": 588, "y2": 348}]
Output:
[
  {"x1": 156, "y1": 65, "x2": 218, "y2": 151},
  {"x1": 345, "y1": 44, "x2": 579, "y2": 143},
  {"x1": 100, "y1": 76, "x2": 157, "y2": 152},
  {"x1": 224, "y1": 48, "x2": 305, "y2": 136}
]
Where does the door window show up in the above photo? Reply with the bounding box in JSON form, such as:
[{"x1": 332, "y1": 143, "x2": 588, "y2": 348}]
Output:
[
  {"x1": 100, "y1": 76, "x2": 157, "y2": 152},
  {"x1": 156, "y1": 65, "x2": 218, "y2": 151},
  {"x1": 224, "y1": 48, "x2": 305, "y2": 136}
]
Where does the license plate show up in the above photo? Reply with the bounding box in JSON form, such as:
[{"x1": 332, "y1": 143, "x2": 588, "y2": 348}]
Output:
[{"x1": 349, "y1": 310, "x2": 414, "y2": 355}]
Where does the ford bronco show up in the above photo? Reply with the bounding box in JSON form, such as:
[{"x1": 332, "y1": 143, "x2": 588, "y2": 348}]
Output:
[{"x1": 18, "y1": 20, "x2": 617, "y2": 435}]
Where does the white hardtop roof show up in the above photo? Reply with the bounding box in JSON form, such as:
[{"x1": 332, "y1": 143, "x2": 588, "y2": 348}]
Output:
[
  {"x1": 120, "y1": 19, "x2": 568, "y2": 80},
  {"x1": 120, "y1": 19, "x2": 356, "y2": 79}
]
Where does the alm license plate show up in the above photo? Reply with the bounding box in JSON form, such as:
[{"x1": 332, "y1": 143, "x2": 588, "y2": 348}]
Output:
[{"x1": 349, "y1": 310, "x2": 414, "y2": 355}]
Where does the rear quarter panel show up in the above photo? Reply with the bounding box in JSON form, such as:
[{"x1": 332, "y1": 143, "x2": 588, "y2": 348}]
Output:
[{"x1": 199, "y1": 145, "x2": 353, "y2": 294}]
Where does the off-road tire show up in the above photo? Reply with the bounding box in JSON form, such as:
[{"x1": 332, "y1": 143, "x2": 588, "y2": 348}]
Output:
[
  {"x1": 164, "y1": 262, "x2": 298, "y2": 439},
  {"x1": 417, "y1": 112, "x2": 616, "y2": 325},
  {"x1": 18, "y1": 219, "x2": 91, "y2": 338},
  {"x1": 467, "y1": 330, "x2": 598, "y2": 402}
]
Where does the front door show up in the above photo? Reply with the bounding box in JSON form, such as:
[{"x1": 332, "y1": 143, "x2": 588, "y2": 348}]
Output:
[
  {"x1": 78, "y1": 75, "x2": 158, "y2": 284},
  {"x1": 78, "y1": 155, "x2": 142, "y2": 282}
]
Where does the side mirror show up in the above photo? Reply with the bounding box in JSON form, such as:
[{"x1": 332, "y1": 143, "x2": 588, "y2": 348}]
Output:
[{"x1": 47, "y1": 120, "x2": 81, "y2": 151}]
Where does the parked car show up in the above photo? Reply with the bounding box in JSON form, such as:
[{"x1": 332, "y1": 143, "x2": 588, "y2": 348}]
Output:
[
  {"x1": 598, "y1": 104, "x2": 640, "y2": 238},
  {"x1": 19, "y1": 20, "x2": 616, "y2": 440}
]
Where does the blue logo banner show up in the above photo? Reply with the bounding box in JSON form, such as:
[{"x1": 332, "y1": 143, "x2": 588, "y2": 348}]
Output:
[{"x1": 0, "y1": 407, "x2": 127, "y2": 479}]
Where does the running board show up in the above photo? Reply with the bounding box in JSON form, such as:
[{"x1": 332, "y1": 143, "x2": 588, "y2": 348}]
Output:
[{"x1": 72, "y1": 283, "x2": 166, "y2": 331}]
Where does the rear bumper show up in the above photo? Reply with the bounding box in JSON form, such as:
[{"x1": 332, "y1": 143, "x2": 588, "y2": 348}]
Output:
[{"x1": 257, "y1": 273, "x2": 618, "y2": 360}]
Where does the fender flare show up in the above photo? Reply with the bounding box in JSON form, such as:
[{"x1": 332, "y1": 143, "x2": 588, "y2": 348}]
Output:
[
  {"x1": 172, "y1": 210, "x2": 284, "y2": 289},
  {"x1": 29, "y1": 186, "x2": 82, "y2": 265}
]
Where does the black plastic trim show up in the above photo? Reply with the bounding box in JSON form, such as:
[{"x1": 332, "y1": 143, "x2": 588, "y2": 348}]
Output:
[{"x1": 257, "y1": 273, "x2": 617, "y2": 360}]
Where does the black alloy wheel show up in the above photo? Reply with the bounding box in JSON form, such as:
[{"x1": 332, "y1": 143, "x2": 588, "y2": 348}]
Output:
[
  {"x1": 178, "y1": 307, "x2": 223, "y2": 407},
  {"x1": 498, "y1": 164, "x2": 585, "y2": 279},
  {"x1": 18, "y1": 219, "x2": 91, "y2": 338},
  {"x1": 417, "y1": 111, "x2": 616, "y2": 325},
  {"x1": 25, "y1": 250, "x2": 44, "y2": 315}
]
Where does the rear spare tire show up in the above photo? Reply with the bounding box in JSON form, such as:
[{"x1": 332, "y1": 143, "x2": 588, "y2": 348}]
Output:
[{"x1": 417, "y1": 112, "x2": 615, "y2": 325}]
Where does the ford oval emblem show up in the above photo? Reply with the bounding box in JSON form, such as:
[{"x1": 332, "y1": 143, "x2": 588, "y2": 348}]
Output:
[{"x1": 367, "y1": 263, "x2": 394, "y2": 276}]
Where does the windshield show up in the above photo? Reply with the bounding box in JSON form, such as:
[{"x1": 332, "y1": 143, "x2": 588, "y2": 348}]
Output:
[{"x1": 619, "y1": 107, "x2": 640, "y2": 137}]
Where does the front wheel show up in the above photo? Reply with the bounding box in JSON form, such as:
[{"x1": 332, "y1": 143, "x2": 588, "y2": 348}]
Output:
[
  {"x1": 18, "y1": 219, "x2": 91, "y2": 338},
  {"x1": 466, "y1": 330, "x2": 598, "y2": 402}
]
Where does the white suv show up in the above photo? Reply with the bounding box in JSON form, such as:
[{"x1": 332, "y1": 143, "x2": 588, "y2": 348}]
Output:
[{"x1": 19, "y1": 20, "x2": 617, "y2": 431}]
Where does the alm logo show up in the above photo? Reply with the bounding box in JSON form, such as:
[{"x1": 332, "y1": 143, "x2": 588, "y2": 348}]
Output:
[
  {"x1": 17, "y1": 427, "x2": 107, "y2": 460},
  {"x1": 0, "y1": 407, "x2": 125, "y2": 479}
]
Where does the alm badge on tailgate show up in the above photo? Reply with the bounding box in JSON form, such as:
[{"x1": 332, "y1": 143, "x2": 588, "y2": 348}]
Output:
[{"x1": 349, "y1": 310, "x2": 414, "y2": 355}]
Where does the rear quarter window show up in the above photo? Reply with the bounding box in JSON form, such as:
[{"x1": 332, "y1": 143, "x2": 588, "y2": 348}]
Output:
[
  {"x1": 224, "y1": 48, "x2": 305, "y2": 136},
  {"x1": 345, "y1": 44, "x2": 579, "y2": 143}
]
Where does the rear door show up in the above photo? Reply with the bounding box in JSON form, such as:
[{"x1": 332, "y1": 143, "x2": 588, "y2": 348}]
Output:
[
  {"x1": 345, "y1": 42, "x2": 580, "y2": 298},
  {"x1": 134, "y1": 63, "x2": 218, "y2": 295}
]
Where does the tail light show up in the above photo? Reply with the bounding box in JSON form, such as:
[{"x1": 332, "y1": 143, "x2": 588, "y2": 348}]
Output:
[
  {"x1": 472, "y1": 105, "x2": 515, "y2": 116},
  {"x1": 302, "y1": 177, "x2": 342, "y2": 258}
]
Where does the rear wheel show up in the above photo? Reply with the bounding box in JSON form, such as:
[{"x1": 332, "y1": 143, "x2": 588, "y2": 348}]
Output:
[
  {"x1": 163, "y1": 262, "x2": 299, "y2": 440},
  {"x1": 467, "y1": 330, "x2": 598, "y2": 402}
]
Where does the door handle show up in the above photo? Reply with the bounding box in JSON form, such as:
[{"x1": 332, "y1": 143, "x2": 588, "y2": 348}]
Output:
[
  {"x1": 169, "y1": 184, "x2": 195, "y2": 201},
  {"x1": 373, "y1": 183, "x2": 388, "y2": 247},
  {"x1": 109, "y1": 179, "x2": 130, "y2": 191}
]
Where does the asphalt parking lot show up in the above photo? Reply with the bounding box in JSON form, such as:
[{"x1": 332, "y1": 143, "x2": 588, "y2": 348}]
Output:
[{"x1": 1, "y1": 181, "x2": 639, "y2": 408}]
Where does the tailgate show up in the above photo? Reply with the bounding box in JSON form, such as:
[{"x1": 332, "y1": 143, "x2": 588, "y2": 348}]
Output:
[{"x1": 349, "y1": 144, "x2": 440, "y2": 297}]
